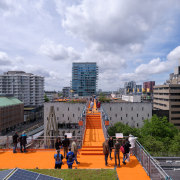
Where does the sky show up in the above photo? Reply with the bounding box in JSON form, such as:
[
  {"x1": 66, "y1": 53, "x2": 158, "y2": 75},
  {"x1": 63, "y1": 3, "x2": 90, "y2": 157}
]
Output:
[{"x1": 1, "y1": 0, "x2": 180, "y2": 91}]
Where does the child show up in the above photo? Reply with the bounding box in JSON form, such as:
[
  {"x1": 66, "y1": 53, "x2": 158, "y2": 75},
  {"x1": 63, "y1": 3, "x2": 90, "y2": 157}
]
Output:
[
  {"x1": 66, "y1": 148, "x2": 75, "y2": 169},
  {"x1": 54, "y1": 150, "x2": 63, "y2": 169}
]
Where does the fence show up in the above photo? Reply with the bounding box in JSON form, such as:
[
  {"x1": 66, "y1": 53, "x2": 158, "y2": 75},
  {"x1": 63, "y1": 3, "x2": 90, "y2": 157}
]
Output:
[
  {"x1": 134, "y1": 141, "x2": 173, "y2": 180},
  {"x1": 101, "y1": 106, "x2": 109, "y2": 140}
]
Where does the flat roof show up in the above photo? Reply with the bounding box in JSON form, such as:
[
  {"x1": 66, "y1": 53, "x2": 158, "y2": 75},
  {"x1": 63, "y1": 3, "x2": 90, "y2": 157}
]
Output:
[{"x1": 0, "y1": 97, "x2": 23, "y2": 107}]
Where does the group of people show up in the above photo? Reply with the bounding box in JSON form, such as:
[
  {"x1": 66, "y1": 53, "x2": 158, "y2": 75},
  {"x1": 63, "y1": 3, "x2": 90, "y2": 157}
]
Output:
[
  {"x1": 103, "y1": 135, "x2": 137, "y2": 167},
  {"x1": 13, "y1": 131, "x2": 27, "y2": 153},
  {"x1": 89, "y1": 96, "x2": 101, "y2": 112},
  {"x1": 54, "y1": 135, "x2": 80, "y2": 169}
]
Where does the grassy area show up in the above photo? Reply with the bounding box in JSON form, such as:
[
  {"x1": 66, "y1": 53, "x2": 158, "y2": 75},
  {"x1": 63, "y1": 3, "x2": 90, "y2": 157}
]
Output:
[{"x1": 30, "y1": 169, "x2": 117, "y2": 180}]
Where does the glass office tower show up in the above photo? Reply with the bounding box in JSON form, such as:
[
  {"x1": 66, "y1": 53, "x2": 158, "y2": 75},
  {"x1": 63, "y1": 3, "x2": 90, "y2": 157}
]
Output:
[{"x1": 72, "y1": 62, "x2": 98, "y2": 96}]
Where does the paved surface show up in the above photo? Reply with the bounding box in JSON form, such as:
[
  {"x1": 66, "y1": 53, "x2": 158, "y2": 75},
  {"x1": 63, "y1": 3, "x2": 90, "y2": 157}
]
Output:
[{"x1": 0, "y1": 100, "x2": 150, "y2": 180}]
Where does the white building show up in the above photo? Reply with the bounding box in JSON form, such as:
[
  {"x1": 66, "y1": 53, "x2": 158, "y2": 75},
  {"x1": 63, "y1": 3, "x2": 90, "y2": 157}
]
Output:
[
  {"x1": 122, "y1": 95, "x2": 141, "y2": 102},
  {"x1": 0, "y1": 71, "x2": 44, "y2": 106}
]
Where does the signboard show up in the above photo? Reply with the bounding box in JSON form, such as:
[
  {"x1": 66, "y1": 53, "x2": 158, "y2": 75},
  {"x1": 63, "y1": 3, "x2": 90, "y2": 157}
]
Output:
[
  {"x1": 65, "y1": 133, "x2": 72, "y2": 138},
  {"x1": 116, "y1": 133, "x2": 123, "y2": 138}
]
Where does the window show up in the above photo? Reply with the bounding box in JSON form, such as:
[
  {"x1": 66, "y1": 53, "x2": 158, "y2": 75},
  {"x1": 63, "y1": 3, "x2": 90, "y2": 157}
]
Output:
[
  {"x1": 131, "y1": 107, "x2": 133, "y2": 111},
  {"x1": 68, "y1": 107, "x2": 69, "y2": 111},
  {"x1": 115, "y1": 114, "x2": 117, "y2": 117},
  {"x1": 131, "y1": 117, "x2": 133, "y2": 120},
  {"x1": 110, "y1": 107, "x2": 111, "y2": 111},
  {"x1": 110, "y1": 117, "x2": 112, "y2": 120},
  {"x1": 68, "y1": 117, "x2": 69, "y2": 120},
  {"x1": 137, "y1": 114, "x2": 138, "y2": 117},
  {"x1": 142, "y1": 107, "x2": 144, "y2": 111},
  {"x1": 121, "y1": 117, "x2": 122, "y2": 120},
  {"x1": 148, "y1": 113, "x2": 149, "y2": 117},
  {"x1": 57, "y1": 117, "x2": 59, "y2": 120},
  {"x1": 62, "y1": 114, "x2": 64, "y2": 117},
  {"x1": 78, "y1": 107, "x2": 80, "y2": 111},
  {"x1": 137, "y1": 123, "x2": 139, "y2": 127},
  {"x1": 142, "y1": 117, "x2": 144, "y2": 120},
  {"x1": 57, "y1": 107, "x2": 59, "y2": 111},
  {"x1": 121, "y1": 107, "x2": 122, "y2": 111},
  {"x1": 126, "y1": 114, "x2": 128, "y2": 117},
  {"x1": 47, "y1": 117, "x2": 48, "y2": 120},
  {"x1": 73, "y1": 114, "x2": 75, "y2": 117}
]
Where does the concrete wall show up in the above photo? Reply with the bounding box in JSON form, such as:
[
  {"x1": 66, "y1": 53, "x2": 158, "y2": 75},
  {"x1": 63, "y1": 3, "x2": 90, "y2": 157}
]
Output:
[
  {"x1": 102, "y1": 102, "x2": 152, "y2": 128},
  {"x1": 44, "y1": 102, "x2": 85, "y2": 136}
]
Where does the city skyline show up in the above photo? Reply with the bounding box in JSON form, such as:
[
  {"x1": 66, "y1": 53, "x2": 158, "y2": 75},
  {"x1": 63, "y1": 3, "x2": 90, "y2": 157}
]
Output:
[{"x1": 0, "y1": 0, "x2": 180, "y2": 91}]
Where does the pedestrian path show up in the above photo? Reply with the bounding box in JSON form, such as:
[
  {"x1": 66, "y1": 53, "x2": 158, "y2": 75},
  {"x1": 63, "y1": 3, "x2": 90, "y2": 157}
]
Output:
[{"x1": 0, "y1": 99, "x2": 150, "y2": 179}]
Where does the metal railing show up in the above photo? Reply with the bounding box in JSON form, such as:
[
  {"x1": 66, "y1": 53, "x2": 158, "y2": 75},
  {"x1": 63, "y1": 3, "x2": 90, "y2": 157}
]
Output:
[
  {"x1": 134, "y1": 141, "x2": 173, "y2": 180},
  {"x1": 0, "y1": 136, "x2": 83, "y2": 150},
  {"x1": 101, "y1": 106, "x2": 109, "y2": 139}
]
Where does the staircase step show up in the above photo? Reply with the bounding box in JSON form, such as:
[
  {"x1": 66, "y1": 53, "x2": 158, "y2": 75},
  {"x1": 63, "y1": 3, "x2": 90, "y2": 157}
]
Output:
[
  {"x1": 81, "y1": 149, "x2": 103, "y2": 151},
  {"x1": 81, "y1": 152, "x2": 104, "y2": 155},
  {"x1": 82, "y1": 146, "x2": 103, "y2": 148}
]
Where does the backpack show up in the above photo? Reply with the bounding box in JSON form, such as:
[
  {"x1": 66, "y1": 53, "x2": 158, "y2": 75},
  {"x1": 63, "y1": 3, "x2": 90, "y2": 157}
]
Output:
[
  {"x1": 56, "y1": 154, "x2": 62, "y2": 163},
  {"x1": 120, "y1": 145, "x2": 125, "y2": 154},
  {"x1": 68, "y1": 153, "x2": 73, "y2": 162}
]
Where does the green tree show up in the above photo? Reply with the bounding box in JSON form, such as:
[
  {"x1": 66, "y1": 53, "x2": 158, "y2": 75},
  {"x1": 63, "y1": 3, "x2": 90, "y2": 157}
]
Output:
[
  {"x1": 169, "y1": 132, "x2": 180, "y2": 153},
  {"x1": 44, "y1": 94, "x2": 49, "y2": 102}
]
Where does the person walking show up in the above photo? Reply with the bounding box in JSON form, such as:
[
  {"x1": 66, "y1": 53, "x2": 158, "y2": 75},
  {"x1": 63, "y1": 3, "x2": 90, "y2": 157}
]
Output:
[
  {"x1": 122, "y1": 139, "x2": 131, "y2": 165},
  {"x1": 66, "y1": 148, "x2": 75, "y2": 169},
  {"x1": 114, "y1": 140, "x2": 121, "y2": 167},
  {"x1": 108, "y1": 137, "x2": 114, "y2": 160},
  {"x1": 103, "y1": 139, "x2": 109, "y2": 166},
  {"x1": 54, "y1": 149, "x2": 63, "y2": 169},
  {"x1": 13, "y1": 132, "x2": 19, "y2": 153},
  {"x1": 55, "y1": 138, "x2": 62, "y2": 151},
  {"x1": 62, "y1": 135, "x2": 70, "y2": 157},
  {"x1": 71, "y1": 139, "x2": 80, "y2": 164}
]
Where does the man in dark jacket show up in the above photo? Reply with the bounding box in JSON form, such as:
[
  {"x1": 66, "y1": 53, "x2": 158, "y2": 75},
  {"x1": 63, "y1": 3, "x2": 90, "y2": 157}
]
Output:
[
  {"x1": 108, "y1": 137, "x2": 113, "y2": 160},
  {"x1": 114, "y1": 139, "x2": 121, "y2": 167},
  {"x1": 122, "y1": 139, "x2": 131, "y2": 165},
  {"x1": 62, "y1": 135, "x2": 70, "y2": 157},
  {"x1": 13, "y1": 132, "x2": 19, "y2": 153},
  {"x1": 20, "y1": 131, "x2": 27, "y2": 153},
  {"x1": 103, "y1": 139, "x2": 109, "y2": 166}
]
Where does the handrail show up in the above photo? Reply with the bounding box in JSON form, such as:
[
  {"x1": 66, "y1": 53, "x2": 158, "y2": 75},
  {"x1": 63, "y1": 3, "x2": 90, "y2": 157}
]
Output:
[{"x1": 100, "y1": 107, "x2": 109, "y2": 140}]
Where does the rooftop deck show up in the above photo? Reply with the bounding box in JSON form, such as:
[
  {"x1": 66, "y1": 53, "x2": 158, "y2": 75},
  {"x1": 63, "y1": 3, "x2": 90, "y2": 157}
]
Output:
[{"x1": 0, "y1": 150, "x2": 150, "y2": 180}]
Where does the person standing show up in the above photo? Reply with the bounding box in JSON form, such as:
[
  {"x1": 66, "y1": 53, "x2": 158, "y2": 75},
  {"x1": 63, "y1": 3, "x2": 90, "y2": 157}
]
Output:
[
  {"x1": 20, "y1": 131, "x2": 27, "y2": 153},
  {"x1": 62, "y1": 135, "x2": 70, "y2": 157},
  {"x1": 54, "y1": 149, "x2": 63, "y2": 169},
  {"x1": 122, "y1": 139, "x2": 131, "y2": 165},
  {"x1": 71, "y1": 139, "x2": 80, "y2": 164},
  {"x1": 55, "y1": 138, "x2": 62, "y2": 151},
  {"x1": 108, "y1": 137, "x2": 114, "y2": 160},
  {"x1": 114, "y1": 140, "x2": 121, "y2": 167},
  {"x1": 13, "y1": 132, "x2": 19, "y2": 153},
  {"x1": 66, "y1": 148, "x2": 75, "y2": 169},
  {"x1": 128, "y1": 134, "x2": 137, "y2": 156},
  {"x1": 103, "y1": 139, "x2": 109, "y2": 166}
]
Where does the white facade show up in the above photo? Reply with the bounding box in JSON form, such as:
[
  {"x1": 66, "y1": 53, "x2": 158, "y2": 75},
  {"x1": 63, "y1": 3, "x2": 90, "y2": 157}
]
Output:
[
  {"x1": 0, "y1": 71, "x2": 44, "y2": 106},
  {"x1": 102, "y1": 102, "x2": 152, "y2": 128},
  {"x1": 122, "y1": 95, "x2": 141, "y2": 102}
]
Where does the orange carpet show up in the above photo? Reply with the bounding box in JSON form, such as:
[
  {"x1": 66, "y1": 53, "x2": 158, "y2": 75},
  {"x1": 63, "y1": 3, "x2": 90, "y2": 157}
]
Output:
[{"x1": 0, "y1": 100, "x2": 150, "y2": 179}]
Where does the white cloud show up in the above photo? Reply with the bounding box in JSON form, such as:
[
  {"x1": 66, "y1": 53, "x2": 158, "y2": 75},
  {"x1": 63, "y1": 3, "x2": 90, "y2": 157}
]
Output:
[
  {"x1": 39, "y1": 40, "x2": 81, "y2": 61},
  {"x1": 0, "y1": 51, "x2": 11, "y2": 65}
]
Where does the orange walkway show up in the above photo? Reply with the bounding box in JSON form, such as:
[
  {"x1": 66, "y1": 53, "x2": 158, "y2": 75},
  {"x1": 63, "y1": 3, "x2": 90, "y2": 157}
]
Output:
[{"x1": 0, "y1": 99, "x2": 150, "y2": 179}]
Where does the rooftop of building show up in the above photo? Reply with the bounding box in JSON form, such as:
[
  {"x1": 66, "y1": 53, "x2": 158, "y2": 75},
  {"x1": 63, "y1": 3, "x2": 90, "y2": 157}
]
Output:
[{"x1": 0, "y1": 96, "x2": 23, "y2": 107}]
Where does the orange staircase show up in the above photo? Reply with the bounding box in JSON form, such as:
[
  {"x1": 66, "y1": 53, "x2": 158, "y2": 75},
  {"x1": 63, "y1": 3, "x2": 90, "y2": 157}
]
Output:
[{"x1": 81, "y1": 100, "x2": 105, "y2": 155}]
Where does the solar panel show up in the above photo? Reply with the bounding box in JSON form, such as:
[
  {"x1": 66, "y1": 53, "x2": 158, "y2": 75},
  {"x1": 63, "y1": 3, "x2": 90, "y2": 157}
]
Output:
[
  {"x1": 7, "y1": 169, "x2": 62, "y2": 180},
  {"x1": 0, "y1": 169, "x2": 13, "y2": 180}
]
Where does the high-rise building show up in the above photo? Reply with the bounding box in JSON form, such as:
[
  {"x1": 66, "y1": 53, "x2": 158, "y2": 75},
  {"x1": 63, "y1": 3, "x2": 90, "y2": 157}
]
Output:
[
  {"x1": 153, "y1": 84, "x2": 180, "y2": 129},
  {"x1": 166, "y1": 66, "x2": 180, "y2": 84},
  {"x1": 143, "y1": 81, "x2": 155, "y2": 92},
  {"x1": 72, "y1": 62, "x2": 98, "y2": 96},
  {"x1": 0, "y1": 71, "x2": 44, "y2": 106}
]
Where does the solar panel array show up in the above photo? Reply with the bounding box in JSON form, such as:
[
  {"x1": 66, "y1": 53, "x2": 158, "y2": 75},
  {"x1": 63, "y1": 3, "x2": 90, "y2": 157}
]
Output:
[
  {"x1": 0, "y1": 169, "x2": 13, "y2": 180},
  {"x1": 5, "y1": 169, "x2": 62, "y2": 180}
]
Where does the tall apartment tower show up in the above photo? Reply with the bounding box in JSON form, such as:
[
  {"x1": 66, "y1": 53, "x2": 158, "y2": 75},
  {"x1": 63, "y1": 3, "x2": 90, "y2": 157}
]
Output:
[
  {"x1": 143, "y1": 81, "x2": 155, "y2": 92},
  {"x1": 72, "y1": 62, "x2": 98, "y2": 96},
  {"x1": 0, "y1": 71, "x2": 44, "y2": 106}
]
